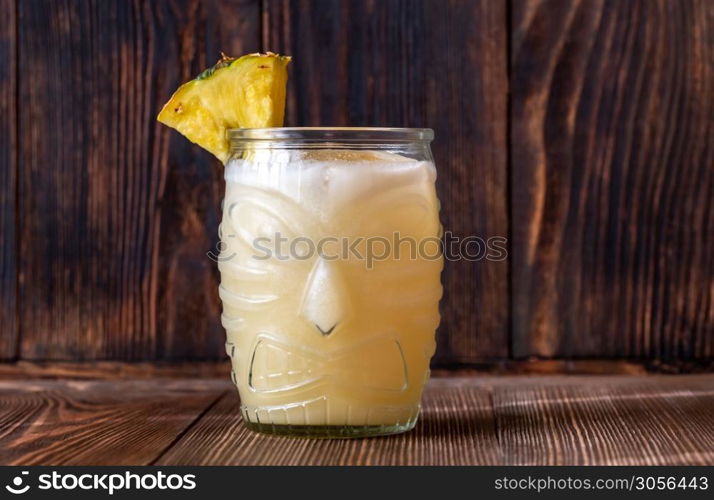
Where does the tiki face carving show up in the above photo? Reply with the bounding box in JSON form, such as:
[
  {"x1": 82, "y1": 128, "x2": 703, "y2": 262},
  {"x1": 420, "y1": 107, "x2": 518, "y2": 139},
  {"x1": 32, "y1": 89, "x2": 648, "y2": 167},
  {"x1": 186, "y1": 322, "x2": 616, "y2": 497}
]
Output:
[{"x1": 218, "y1": 154, "x2": 442, "y2": 422}]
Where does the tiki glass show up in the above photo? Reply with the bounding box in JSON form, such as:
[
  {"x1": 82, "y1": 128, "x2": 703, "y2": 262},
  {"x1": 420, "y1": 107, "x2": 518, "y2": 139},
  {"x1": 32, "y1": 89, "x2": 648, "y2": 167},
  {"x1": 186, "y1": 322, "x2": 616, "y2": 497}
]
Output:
[{"x1": 218, "y1": 128, "x2": 443, "y2": 437}]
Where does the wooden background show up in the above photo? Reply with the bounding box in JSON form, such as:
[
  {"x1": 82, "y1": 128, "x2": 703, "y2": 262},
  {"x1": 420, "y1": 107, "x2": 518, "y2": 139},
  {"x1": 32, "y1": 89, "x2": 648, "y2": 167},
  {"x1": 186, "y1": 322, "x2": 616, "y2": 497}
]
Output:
[{"x1": 0, "y1": 0, "x2": 711, "y2": 369}]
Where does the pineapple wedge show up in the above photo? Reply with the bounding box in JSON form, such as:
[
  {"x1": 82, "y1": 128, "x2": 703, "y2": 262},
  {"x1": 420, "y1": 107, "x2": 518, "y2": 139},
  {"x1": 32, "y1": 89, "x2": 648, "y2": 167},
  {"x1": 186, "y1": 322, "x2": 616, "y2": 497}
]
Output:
[{"x1": 157, "y1": 52, "x2": 291, "y2": 163}]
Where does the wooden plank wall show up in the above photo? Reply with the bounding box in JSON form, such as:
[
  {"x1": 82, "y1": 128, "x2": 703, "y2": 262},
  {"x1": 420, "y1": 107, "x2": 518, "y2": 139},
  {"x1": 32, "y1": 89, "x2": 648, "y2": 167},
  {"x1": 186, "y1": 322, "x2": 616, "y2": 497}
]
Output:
[
  {"x1": 0, "y1": 0, "x2": 711, "y2": 367},
  {"x1": 511, "y1": 0, "x2": 713, "y2": 361},
  {"x1": 0, "y1": 0, "x2": 16, "y2": 359},
  {"x1": 16, "y1": 0, "x2": 258, "y2": 360}
]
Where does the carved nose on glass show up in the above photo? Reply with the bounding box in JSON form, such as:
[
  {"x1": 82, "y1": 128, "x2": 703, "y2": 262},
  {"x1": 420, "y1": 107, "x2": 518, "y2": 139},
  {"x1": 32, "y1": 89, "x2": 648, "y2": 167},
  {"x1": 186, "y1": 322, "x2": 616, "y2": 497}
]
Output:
[{"x1": 300, "y1": 257, "x2": 347, "y2": 336}]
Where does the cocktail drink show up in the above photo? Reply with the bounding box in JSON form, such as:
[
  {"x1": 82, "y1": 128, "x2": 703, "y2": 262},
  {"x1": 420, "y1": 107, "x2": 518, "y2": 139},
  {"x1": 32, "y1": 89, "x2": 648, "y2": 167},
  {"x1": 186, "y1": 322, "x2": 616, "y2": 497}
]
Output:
[
  {"x1": 219, "y1": 129, "x2": 442, "y2": 436},
  {"x1": 157, "y1": 54, "x2": 442, "y2": 437}
]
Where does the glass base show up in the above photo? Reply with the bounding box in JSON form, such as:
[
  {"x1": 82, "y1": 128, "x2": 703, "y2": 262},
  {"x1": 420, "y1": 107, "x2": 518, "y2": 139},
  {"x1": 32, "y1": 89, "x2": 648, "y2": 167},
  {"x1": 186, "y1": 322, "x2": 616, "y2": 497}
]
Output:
[
  {"x1": 243, "y1": 419, "x2": 418, "y2": 438},
  {"x1": 239, "y1": 400, "x2": 421, "y2": 438}
]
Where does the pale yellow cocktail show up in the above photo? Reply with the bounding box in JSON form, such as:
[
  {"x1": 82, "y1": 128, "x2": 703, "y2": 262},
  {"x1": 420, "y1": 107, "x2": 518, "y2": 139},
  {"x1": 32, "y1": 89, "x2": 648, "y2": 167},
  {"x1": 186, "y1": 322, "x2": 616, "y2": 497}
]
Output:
[{"x1": 219, "y1": 135, "x2": 442, "y2": 437}]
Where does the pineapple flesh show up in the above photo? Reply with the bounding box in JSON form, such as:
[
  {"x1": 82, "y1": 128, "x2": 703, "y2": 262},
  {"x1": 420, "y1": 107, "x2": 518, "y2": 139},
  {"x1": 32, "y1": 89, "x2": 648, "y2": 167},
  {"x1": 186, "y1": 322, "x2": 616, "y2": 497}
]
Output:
[{"x1": 157, "y1": 52, "x2": 291, "y2": 163}]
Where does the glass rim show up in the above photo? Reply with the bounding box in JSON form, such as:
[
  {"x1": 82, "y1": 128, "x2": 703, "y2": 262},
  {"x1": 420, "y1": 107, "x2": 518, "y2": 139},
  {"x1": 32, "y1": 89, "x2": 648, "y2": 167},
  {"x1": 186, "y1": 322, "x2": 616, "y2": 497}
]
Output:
[{"x1": 227, "y1": 127, "x2": 434, "y2": 143}]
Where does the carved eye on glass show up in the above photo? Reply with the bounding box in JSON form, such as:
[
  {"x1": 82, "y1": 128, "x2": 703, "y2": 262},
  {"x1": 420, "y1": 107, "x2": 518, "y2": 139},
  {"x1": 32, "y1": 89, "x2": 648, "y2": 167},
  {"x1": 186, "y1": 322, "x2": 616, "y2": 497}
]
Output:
[{"x1": 227, "y1": 196, "x2": 316, "y2": 262}]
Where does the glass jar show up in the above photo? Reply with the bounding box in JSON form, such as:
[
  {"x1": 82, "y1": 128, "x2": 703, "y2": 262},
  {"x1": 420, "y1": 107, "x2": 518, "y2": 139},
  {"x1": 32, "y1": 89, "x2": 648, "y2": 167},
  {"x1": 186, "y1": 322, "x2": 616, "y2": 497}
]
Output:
[{"x1": 218, "y1": 128, "x2": 442, "y2": 437}]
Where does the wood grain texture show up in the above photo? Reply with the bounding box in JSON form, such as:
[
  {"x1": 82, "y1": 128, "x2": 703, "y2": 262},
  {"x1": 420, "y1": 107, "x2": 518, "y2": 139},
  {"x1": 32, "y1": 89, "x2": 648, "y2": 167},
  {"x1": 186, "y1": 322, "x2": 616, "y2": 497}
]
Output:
[
  {"x1": 156, "y1": 378, "x2": 501, "y2": 465},
  {"x1": 16, "y1": 0, "x2": 259, "y2": 360},
  {"x1": 0, "y1": 0, "x2": 17, "y2": 359},
  {"x1": 0, "y1": 361, "x2": 230, "y2": 380},
  {"x1": 263, "y1": 0, "x2": 510, "y2": 362},
  {"x1": 492, "y1": 375, "x2": 714, "y2": 465},
  {"x1": 0, "y1": 376, "x2": 712, "y2": 465},
  {"x1": 0, "y1": 379, "x2": 227, "y2": 465},
  {"x1": 511, "y1": 0, "x2": 714, "y2": 359},
  {"x1": 155, "y1": 375, "x2": 713, "y2": 465}
]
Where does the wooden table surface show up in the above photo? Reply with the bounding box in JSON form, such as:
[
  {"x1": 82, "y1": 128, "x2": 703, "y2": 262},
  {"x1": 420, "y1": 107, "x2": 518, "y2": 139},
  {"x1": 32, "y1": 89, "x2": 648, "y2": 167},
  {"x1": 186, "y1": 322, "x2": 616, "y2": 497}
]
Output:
[{"x1": 0, "y1": 375, "x2": 712, "y2": 466}]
